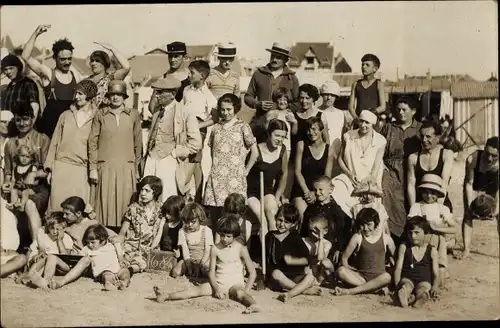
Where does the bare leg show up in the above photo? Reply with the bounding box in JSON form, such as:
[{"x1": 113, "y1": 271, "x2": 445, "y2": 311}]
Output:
[
  {"x1": 44, "y1": 255, "x2": 70, "y2": 282},
  {"x1": 413, "y1": 282, "x2": 432, "y2": 308},
  {"x1": 28, "y1": 271, "x2": 49, "y2": 290},
  {"x1": 0, "y1": 254, "x2": 27, "y2": 278},
  {"x1": 50, "y1": 256, "x2": 91, "y2": 289},
  {"x1": 458, "y1": 215, "x2": 473, "y2": 260},
  {"x1": 229, "y1": 286, "x2": 262, "y2": 314},
  {"x1": 397, "y1": 278, "x2": 415, "y2": 308},
  {"x1": 292, "y1": 197, "x2": 308, "y2": 230},
  {"x1": 117, "y1": 268, "x2": 131, "y2": 290},
  {"x1": 170, "y1": 260, "x2": 186, "y2": 278},
  {"x1": 102, "y1": 272, "x2": 118, "y2": 291},
  {"x1": 335, "y1": 266, "x2": 367, "y2": 287},
  {"x1": 154, "y1": 282, "x2": 212, "y2": 303},
  {"x1": 264, "y1": 195, "x2": 279, "y2": 232},
  {"x1": 247, "y1": 197, "x2": 268, "y2": 247},
  {"x1": 8, "y1": 188, "x2": 20, "y2": 209},
  {"x1": 272, "y1": 270, "x2": 318, "y2": 302},
  {"x1": 334, "y1": 272, "x2": 391, "y2": 296},
  {"x1": 20, "y1": 189, "x2": 34, "y2": 212},
  {"x1": 24, "y1": 199, "x2": 43, "y2": 243}
]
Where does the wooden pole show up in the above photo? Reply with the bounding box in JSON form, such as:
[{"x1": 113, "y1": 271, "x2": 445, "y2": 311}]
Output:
[{"x1": 260, "y1": 171, "x2": 266, "y2": 276}]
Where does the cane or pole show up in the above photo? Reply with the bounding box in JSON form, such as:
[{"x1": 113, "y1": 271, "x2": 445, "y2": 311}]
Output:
[{"x1": 260, "y1": 171, "x2": 266, "y2": 277}]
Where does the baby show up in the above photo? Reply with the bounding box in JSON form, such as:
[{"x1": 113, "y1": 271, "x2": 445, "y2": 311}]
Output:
[{"x1": 7, "y1": 145, "x2": 39, "y2": 211}]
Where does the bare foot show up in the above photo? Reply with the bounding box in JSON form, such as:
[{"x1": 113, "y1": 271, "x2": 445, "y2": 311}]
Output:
[
  {"x1": 277, "y1": 293, "x2": 289, "y2": 303},
  {"x1": 153, "y1": 286, "x2": 169, "y2": 303},
  {"x1": 303, "y1": 286, "x2": 323, "y2": 296},
  {"x1": 454, "y1": 250, "x2": 470, "y2": 260},
  {"x1": 49, "y1": 279, "x2": 64, "y2": 290},
  {"x1": 408, "y1": 294, "x2": 416, "y2": 306},
  {"x1": 29, "y1": 273, "x2": 49, "y2": 290},
  {"x1": 330, "y1": 286, "x2": 351, "y2": 296},
  {"x1": 15, "y1": 273, "x2": 31, "y2": 285},
  {"x1": 376, "y1": 286, "x2": 390, "y2": 296},
  {"x1": 397, "y1": 287, "x2": 409, "y2": 308},
  {"x1": 242, "y1": 304, "x2": 262, "y2": 314},
  {"x1": 413, "y1": 292, "x2": 430, "y2": 308},
  {"x1": 118, "y1": 279, "x2": 129, "y2": 290},
  {"x1": 104, "y1": 280, "x2": 118, "y2": 291}
]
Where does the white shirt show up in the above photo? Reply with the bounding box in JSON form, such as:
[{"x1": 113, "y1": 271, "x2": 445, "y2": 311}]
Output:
[
  {"x1": 408, "y1": 202, "x2": 451, "y2": 225},
  {"x1": 29, "y1": 227, "x2": 74, "y2": 261},
  {"x1": 183, "y1": 84, "x2": 217, "y2": 121},
  {"x1": 178, "y1": 226, "x2": 214, "y2": 260},
  {"x1": 81, "y1": 242, "x2": 121, "y2": 277},
  {"x1": 322, "y1": 107, "x2": 345, "y2": 153}
]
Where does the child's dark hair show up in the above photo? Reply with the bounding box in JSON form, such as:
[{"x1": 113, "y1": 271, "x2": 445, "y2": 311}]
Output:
[
  {"x1": 361, "y1": 53, "x2": 381, "y2": 68},
  {"x1": 161, "y1": 195, "x2": 185, "y2": 219},
  {"x1": 83, "y1": 224, "x2": 108, "y2": 244},
  {"x1": 216, "y1": 214, "x2": 241, "y2": 238},
  {"x1": 306, "y1": 116, "x2": 325, "y2": 133},
  {"x1": 44, "y1": 211, "x2": 67, "y2": 234},
  {"x1": 298, "y1": 83, "x2": 320, "y2": 102},
  {"x1": 420, "y1": 119, "x2": 442, "y2": 136},
  {"x1": 355, "y1": 208, "x2": 380, "y2": 231},
  {"x1": 313, "y1": 175, "x2": 332, "y2": 187},
  {"x1": 223, "y1": 193, "x2": 246, "y2": 216},
  {"x1": 188, "y1": 60, "x2": 211, "y2": 79},
  {"x1": 406, "y1": 216, "x2": 431, "y2": 234},
  {"x1": 396, "y1": 95, "x2": 418, "y2": 111},
  {"x1": 271, "y1": 87, "x2": 293, "y2": 103},
  {"x1": 267, "y1": 118, "x2": 289, "y2": 135},
  {"x1": 137, "y1": 175, "x2": 163, "y2": 201},
  {"x1": 277, "y1": 204, "x2": 300, "y2": 225},
  {"x1": 61, "y1": 196, "x2": 86, "y2": 215},
  {"x1": 52, "y1": 38, "x2": 74, "y2": 58},
  {"x1": 217, "y1": 93, "x2": 241, "y2": 113},
  {"x1": 486, "y1": 136, "x2": 499, "y2": 151},
  {"x1": 180, "y1": 202, "x2": 208, "y2": 225}
]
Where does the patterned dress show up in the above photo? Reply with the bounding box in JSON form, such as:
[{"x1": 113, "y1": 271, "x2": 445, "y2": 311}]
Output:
[
  {"x1": 122, "y1": 201, "x2": 163, "y2": 272},
  {"x1": 92, "y1": 73, "x2": 114, "y2": 108},
  {"x1": 203, "y1": 117, "x2": 256, "y2": 207}
]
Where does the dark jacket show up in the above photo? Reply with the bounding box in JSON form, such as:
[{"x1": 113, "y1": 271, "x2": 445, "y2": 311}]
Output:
[{"x1": 244, "y1": 64, "x2": 300, "y2": 117}]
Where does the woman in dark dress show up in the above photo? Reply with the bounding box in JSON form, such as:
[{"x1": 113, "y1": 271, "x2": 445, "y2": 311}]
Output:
[
  {"x1": 247, "y1": 119, "x2": 289, "y2": 241},
  {"x1": 291, "y1": 116, "x2": 334, "y2": 221}
]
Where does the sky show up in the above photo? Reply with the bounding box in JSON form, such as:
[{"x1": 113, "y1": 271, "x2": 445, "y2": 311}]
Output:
[{"x1": 1, "y1": 1, "x2": 498, "y2": 81}]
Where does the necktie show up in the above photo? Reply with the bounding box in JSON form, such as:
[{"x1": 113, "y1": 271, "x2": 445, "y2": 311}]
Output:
[{"x1": 147, "y1": 109, "x2": 166, "y2": 153}]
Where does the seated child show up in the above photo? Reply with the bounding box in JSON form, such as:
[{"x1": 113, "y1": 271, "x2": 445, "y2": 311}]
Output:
[
  {"x1": 7, "y1": 145, "x2": 39, "y2": 211},
  {"x1": 265, "y1": 87, "x2": 298, "y2": 155},
  {"x1": 408, "y1": 174, "x2": 458, "y2": 285},
  {"x1": 215, "y1": 193, "x2": 252, "y2": 246},
  {"x1": 119, "y1": 176, "x2": 165, "y2": 274},
  {"x1": 333, "y1": 208, "x2": 395, "y2": 296},
  {"x1": 266, "y1": 204, "x2": 322, "y2": 303},
  {"x1": 159, "y1": 195, "x2": 185, "y2": 259},
  {"x1": 154, "y1": 215, "x2": 262, "y2": 314},
  {"x1": 171, "y1": 203, "x2": 214, "y2": 278},
  {"x1": 351, "y1": 186, "x2": 390, "y2": 235},
  {"x1": 394, "y1": 216, "x2": 440, "y2": 308},
  {"x1": 1, "y1": 196, "x2": 28, "y2": 278},
  {"x1": 302, "y1": 215, "x2": 334, "y2": 286},
  {"x1": 300, "y1": 176, "x2": 352, "y2": 266},
  {"x1": 18, "y1": 212, "x2": 74, "y2": 289}
]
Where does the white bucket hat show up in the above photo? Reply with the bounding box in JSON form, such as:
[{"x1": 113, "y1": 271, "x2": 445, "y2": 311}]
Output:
[{"x1": 320, "y1": 80, "x2": 340, "y2": 96}]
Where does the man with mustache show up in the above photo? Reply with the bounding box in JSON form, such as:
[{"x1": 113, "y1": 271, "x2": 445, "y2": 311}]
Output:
[
  {"x1": 21, "y1": 25, "x2": 82, "y2": 138},
  {"x1": 244, "y1": 42, "x2": 299, "y2": 143}
]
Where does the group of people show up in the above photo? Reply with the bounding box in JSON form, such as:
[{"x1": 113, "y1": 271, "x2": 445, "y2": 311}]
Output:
[{"x1": 1, "y1": 24, "x2": 499, "y2": 313}]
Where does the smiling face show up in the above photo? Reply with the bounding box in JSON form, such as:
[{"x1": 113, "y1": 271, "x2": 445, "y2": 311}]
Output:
[
  {"x1": 360, "y1": 221, "x2": 377, "y2": 237},
  {"x1": 420, "y1": 188, "x2": 439, "y2": 204},
  {"x1": 269, "y1": 53, "x2": 287, "y2": 70},
  {"x1": 2, "y1": 66, "x2": 19, "y2": 80},
  {"x1": 108, "y1": 93, "x2": 125, "y2": 107},
  {"x1": 358, "y1": 118, "x2": 373, "y2": 135},
  {"x1": 219, "y1": 101, "x2": 236, "y2": 122},
  {"x1": 276, "y1": 96, "x2": 289, "y2": 111},
  {"x1": 90, "y1": 58, "x2": 106, "y2": 75},
  {"x1": 313, "y1": 180, "x2": 332, "y2": 203},
  {"x1": 14, "y1": 115, "x2": 34, "y2": 134},
  {"x1": 420, "y1": 127, "x2": 439, "y2": 151},
  {"x1": 299, "y1": 91, "x2": 314, "y2": 111},
  {"x1": 306, "y1": 122, "x2": 322, "y2": 142},
  {"x1": 275, "y1": 215, "x2": 296, "y2": 234},
  {"x1": 269, "y1": 129, "x2": 287, "y2": 148}
]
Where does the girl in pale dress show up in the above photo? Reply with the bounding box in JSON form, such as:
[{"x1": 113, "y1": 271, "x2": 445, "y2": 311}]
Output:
[
  {"x1": 154, "y1": 215, "x2": 261, "y2": 314},
  {"x1": 88, "y1": 80, "x2": 143, "y2": 228},
  {"x1": 203, "y1": 93, "x2": 258, "y2": 225},
  {"x1": 119, "y1": 176, "x2": 165, "y2": 274},
  {"x1": 44, "y1": 79, "x2": 98, "y2": 212}
]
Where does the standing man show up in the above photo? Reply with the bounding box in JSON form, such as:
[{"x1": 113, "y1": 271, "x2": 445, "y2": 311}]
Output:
[
  {"x1": 407, "y1": 120, "x2": 455, "y2": 212},
  {"x1": 380, "y1": 96, "x2": 421, "y2": 244},
  {"x1": 206, "y1": 42, "x2": 240, "y2": 100},
  {"x1": 457, "y1": 136, "x2": 499, "y2": 260},
  {"x1": 21, "y1": 25, "x2": 82, "y2": 138},
  {"x1": 1, "y1": 54, "x2": 40, "y2": 119},
  {"x1": 244, "y1": 42, "x2": 299, "y2": 143},
  {"x1": 142, "y1": 76, "x2": 202, "y2": 201},
  {"x1": 148, "y1": 42, "x2": 190, "y2": 115}
]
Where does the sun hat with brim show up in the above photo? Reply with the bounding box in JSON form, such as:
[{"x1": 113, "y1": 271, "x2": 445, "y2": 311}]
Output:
[
  {"x1": 265, "y1": 42, "x2": 293, "y2": 58},
  {"x1": 320, "y1": 80, "x2": 340, "y2": 96},
  {"x1": 417, "y1": 174, "x2": 445, "y2": 198},
  {"x1": 351, "y1": 181, "x2": 384, "y2": 198},
  {"x1": 217, "y1": 43, "x2": 237, "y2": 58},
  {"x1": 106, "y1": 80, "x2": 129, "y2": 99},
  {"x1": 151, "y1": 76, "x2": 182, "y2": 91}
]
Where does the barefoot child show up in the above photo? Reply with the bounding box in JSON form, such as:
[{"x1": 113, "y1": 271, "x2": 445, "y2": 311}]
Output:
[
  {"x1": 351, "y1": 184, "x2": 390, "y2": 235},
  {"x1": 1, "y1": 197, "x2": 28, "y2": 278},
  {"x1": 78, "y1": 224, "x2": 130, "y2": 291},
  {"x1": 154, "y1": 215, "x2": 261, "y2": 314},
  {"x1": 394, "y1": 216, "x2": 440, "y2": 308},
  {"x1": 19, "y1": 212, "x2": 74, "y2": 289},
  {"x1": 333, "y1": 208, "x2": 395, "y2": 296},
  {"x1": 266, "y1": 204, "x2": 321, "y2": 302},
  {"x1": 7, "y1": 145, "x2": 39, "y2": 211},
  {"x1": 302, "y1": 215, "x2": 334, "y2": 286},
  {"x1": 408, "y1": 174, "x2": 458, "y2": 285},
  {"x1": 170, "y1": 203, "x2": 214, "y2": 278},
  {"x1": 159, "y1": 195, "x2": 185, "y2": 258},
  {"x1": 216, "y1": 193, "x2": 252, "y2": 246}
]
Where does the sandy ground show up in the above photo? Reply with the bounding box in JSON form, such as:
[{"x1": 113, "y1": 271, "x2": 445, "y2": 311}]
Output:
[{"x1": 1, "y1": 146, "x2": 499, "y2": 326}]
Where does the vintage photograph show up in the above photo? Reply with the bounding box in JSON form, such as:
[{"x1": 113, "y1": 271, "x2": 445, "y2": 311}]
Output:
[{"x1": 0, "y1": 1, "x2": 498, "y2": 325}]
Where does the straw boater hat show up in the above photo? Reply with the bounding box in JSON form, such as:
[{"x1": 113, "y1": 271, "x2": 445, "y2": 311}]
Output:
[
  {"x1": 166, "y1": 42, "x2": 187, "y2": 55},
  {"x1": 217, "y1": 42, "x2": 237, "y2": 58},
  {"x1": 265, "y1": 42, "x2": 293, "y2": 58},
  {"x1": 106, "y1": 80, "x2": 129, "y2": 99},
  {"x1": 417, "y1": 174, "x2": 445, "y2": 198}
]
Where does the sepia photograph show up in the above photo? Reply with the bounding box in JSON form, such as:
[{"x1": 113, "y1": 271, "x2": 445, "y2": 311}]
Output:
[{"x1": 0, "y1": 1, "x2": 498, "y2": 326}]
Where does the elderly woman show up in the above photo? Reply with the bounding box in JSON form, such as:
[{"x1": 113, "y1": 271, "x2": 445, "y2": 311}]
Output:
[
  {"x1": 44, "y1": 79, "x2": 98, "y2": 212},
  {"x1": 247, "y1": 119, "x2": 289, "y2": 239},
  {"x1": 292, "y1": 116, "x2": 334, "y2": 220},
  {"x1": 87, "y1": 43, "x2": 131, "y2": 108}
]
